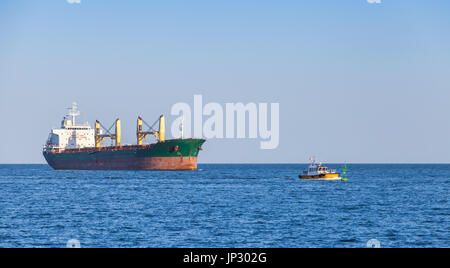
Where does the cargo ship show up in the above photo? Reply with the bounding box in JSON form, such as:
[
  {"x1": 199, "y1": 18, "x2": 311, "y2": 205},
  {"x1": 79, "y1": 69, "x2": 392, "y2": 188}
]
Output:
[{"x1": 43, "y1": 103, "x2": 205, "y2": 170}]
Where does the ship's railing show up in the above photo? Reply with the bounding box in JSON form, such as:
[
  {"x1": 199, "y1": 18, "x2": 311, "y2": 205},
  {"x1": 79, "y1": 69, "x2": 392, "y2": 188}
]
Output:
[
  {"x1": 44, "y1": 139, "x2": 198, "y2": 154},
  {"x1": 43, "y1": 139, "x2": 198, "y2": 154},
  {"x1": 58, "y1": 144, "x2": 157, "y2": 153}
]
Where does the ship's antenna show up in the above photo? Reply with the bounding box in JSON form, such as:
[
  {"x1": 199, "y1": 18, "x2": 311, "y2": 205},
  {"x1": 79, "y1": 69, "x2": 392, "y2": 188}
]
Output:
[{"x1": 68, "y1": 102, "x2": 80, "y2": 126}]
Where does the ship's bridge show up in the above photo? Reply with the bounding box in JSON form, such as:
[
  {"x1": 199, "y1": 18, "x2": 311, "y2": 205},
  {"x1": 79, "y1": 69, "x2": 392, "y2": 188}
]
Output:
[{"x1": 44, "y1": 103, "x2": 95, "y2": 151}]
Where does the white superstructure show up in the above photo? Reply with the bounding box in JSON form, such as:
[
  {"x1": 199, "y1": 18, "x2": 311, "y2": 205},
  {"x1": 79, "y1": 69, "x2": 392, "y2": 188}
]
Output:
[{"x1": 44, "y1": 102, "x2": 96, "y2": 152}]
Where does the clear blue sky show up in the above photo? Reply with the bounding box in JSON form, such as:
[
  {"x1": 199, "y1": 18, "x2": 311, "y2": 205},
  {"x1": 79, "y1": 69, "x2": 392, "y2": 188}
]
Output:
[{"x1": 1, "y1": 0, "x2": 449, "y2": 163}]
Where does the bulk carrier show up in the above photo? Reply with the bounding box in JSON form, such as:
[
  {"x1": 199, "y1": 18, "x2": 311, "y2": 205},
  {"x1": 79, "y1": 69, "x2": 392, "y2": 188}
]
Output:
[{"x1": 43, "y1": 103, "x2": 205, "y2": 170}]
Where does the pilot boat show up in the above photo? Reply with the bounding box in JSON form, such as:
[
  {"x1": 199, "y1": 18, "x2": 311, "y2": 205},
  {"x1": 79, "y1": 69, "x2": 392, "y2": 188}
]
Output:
[{"x1": 299, "y1": 158, "x2": 342, "y2": 181}]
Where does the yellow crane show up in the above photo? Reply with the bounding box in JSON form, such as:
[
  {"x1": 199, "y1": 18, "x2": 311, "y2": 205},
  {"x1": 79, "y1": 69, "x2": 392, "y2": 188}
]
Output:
[
  {"x1": 95, "y1": 118, "x2": 121, "y2": 148},
  {"x1": 137, "y1": 115, "x2": 165, "y2": 145}
]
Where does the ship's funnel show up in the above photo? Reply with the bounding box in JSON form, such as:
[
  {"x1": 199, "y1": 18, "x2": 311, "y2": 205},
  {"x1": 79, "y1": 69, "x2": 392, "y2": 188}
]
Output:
[{"x1": 159, "y1": 115, "x2": 165, "y2": 143}]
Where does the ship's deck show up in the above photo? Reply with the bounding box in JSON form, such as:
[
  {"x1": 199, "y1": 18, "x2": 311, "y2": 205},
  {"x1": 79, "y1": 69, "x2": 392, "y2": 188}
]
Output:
[{"x1": 43, "y1": 138, "x2": 201, "y2": 154}]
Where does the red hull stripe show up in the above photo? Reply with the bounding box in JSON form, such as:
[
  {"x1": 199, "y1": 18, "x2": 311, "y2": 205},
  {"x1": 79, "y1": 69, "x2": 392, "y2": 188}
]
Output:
[{"x1": 48, "y1": 157, "x2": 198, "y2": 171}]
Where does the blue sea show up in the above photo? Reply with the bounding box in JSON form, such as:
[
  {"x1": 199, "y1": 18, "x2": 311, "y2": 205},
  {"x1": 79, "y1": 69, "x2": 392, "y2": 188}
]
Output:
[{"x1": 0, "y1": 164, "x2": 448, "y2": 248}]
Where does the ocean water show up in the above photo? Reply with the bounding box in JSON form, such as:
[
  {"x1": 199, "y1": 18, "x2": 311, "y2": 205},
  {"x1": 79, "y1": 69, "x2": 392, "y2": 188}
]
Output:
[{"x1": 0, "y1": 164, "x2": 448, "y2": 248}]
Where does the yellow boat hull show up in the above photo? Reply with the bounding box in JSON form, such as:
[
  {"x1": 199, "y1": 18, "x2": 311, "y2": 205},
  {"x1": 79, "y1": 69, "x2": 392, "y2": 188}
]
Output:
[{"x1": 299, "y1": 173, "x2": 341, "y2": 181}]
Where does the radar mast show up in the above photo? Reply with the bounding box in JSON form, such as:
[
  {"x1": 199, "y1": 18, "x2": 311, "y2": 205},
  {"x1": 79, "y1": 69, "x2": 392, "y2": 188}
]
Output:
[{"x1": 68, "y1": 102, "x2": 80, "y2": 126}]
